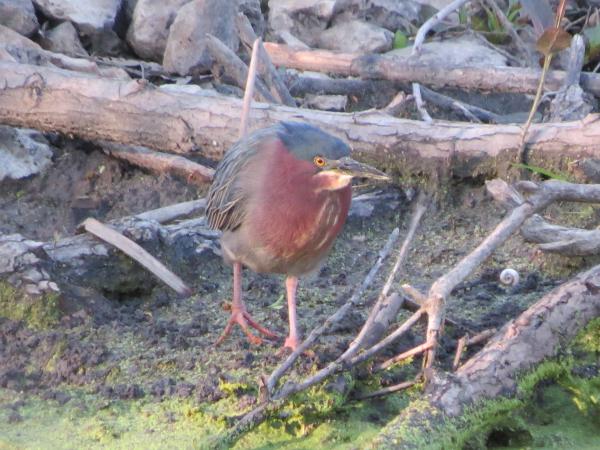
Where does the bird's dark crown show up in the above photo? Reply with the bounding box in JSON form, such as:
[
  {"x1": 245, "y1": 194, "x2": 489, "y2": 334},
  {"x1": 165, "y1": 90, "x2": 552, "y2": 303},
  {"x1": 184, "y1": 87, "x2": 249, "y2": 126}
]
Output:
[{"x1": 276, "y1": 122, "x2": 350, "y2": 162}]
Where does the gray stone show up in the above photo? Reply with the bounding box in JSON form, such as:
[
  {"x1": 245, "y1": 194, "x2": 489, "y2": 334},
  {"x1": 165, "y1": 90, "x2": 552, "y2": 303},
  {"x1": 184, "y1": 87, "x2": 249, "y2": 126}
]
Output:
[
  {"x1": 238, "y1": 0, "x2": 265, "y2": 38},
  {"x1": 0, "y1": 24, "x2": 41, "y2": 51},
  {"x1": 123, "y1": 0, "x2": 139, "y2": 23},
  {"x1": 0, "y1": 127, "x2": 53, "y2": 181},
  {"x1": 32, "y1": 0, "x2": 123, "y2": 35},
  {"x1": 0, "y1": 0, "x2": 39, "y2": 37},
  {"x1": 333, "y1": 0, "x2": 422, "y2": 31},
  {"x1": 268, "y1": 0, "x2": 336, "y2": 47},
  {"x1": 163, "y1": 0, "x2": 238, "y2": 76},
  {"x1": 40, "y1": 22, "x2": 88, "y2": 57},
  {"x1": 386, "y1": 35, "x2": 508, "y2": 67},
  {"x1": 305, "y1": 94, "x2": 348, "y2": 111},
  {"x1": 318, "y1": 19, "x2": 393, "y2": 53},
  {"x1": 126, "y1": 0, "x2": 191, "y2": 62}
]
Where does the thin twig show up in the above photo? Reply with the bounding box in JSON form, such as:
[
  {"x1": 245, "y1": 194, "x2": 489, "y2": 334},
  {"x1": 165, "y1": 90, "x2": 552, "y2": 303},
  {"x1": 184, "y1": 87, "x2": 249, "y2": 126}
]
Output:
[
  {"x1": 240, "y1": 38, "x2": 261, "y2": 138},
  {"x1": 419, "y1": 86, "x2": 501, "y2": 123},
  {"x1": 83, "y1": 218, "x2": 192, "y2": 297},
  {"x1": 452, "y1": 336, "x2": 468, "y2": 370},
  {"x1": 236, "y1": 13, "x2": 296, "y2": 107},
  {"x1": 412, "y1": 0, "x2": 471, "y2": 54},
  {"x1": 376, "y1": 342, "x2": 433, "y2": 371},
  {"x1": 412, "y1": 83, "x2": 433, "y2": 123},
  {"x1": 355, "y1": 380, "x2": 416, "y2": 400},
  {"x1": 452, "y1": 327, "x2": 499, "y2": 370},
  {"x1": 351, "y1": 192, "x2": 428, "y2": 351}
]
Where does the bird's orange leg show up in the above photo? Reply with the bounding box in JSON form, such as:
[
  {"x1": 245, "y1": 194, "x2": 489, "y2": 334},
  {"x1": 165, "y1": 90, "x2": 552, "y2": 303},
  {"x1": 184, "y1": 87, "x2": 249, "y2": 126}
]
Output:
[
  {"x1": 283, "y1": 276, "x2": 300, "y2": 351},
  {"x1": 215, "y1": 262, "x2": 278, "y2": 346}
]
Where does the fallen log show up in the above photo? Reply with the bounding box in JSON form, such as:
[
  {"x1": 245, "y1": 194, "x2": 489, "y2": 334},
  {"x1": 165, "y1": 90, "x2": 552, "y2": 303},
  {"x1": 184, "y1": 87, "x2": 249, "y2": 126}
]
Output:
[
  {"x1": 263, "y1": 43, "x2": 600, "y2": 96},
  {"x1": 371, "y1": 263, "x2": 600, "y2": 449},
  {"x1": 1, "y1": 61, "x2": 600, "y2": 180}
]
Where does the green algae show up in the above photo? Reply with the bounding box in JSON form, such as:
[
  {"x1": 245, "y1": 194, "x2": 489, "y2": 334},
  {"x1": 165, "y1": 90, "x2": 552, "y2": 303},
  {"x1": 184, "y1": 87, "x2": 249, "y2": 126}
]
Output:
[
  {"x1": 0, "y1": 282, "x2": 61, "y2": 330},
  {"x1": 372, "y1": 324, "x2": 600, "y2": 450}
]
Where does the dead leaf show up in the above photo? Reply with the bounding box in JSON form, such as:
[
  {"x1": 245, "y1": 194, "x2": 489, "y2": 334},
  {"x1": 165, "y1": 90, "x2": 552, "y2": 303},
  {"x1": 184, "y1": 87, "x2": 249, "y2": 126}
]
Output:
[{"x1": 536, "y1": 27, "x2": 572, "y2": 56}]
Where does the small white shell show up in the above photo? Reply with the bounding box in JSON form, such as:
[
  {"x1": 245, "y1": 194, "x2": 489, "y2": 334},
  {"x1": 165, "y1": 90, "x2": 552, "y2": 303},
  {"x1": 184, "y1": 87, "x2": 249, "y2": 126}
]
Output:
[{"x1": 499, "y1": 268, "x2": 520, "y2": 287}]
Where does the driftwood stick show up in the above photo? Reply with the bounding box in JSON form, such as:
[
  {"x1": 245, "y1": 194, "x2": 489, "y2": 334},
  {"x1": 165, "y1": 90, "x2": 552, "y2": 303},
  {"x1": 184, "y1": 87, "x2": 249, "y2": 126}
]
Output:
[
  {"x1": 82, "y1": 218, "x2": 192, "y2": 297},
  {"x1": 411, "y1": 0, "x2": 469, "y2": 122},
  {"x1": 355, "y1": 380, "x2": 416, "y2": 400},
  {"x1": 102, "y1": 142, "x2": 214, "y2": 184},
  {"x1": 452, "y1": 336, "x2": 468, "y2": 371},
  {"x1": 376, "y1": 342, "x2": 433, "y2": 371},
  {"x1": 266, "y1": 227, "x2": 400, "y2": 394},
  {"x1": 521, "y1": 214, "x2": 600, "y2": 256},
  {"x1": 240, "y1": 38, "x2": 261, "y2": 137},
  {"x1": 452, "y1": 328, "x2": 497, "y2": 370},
  {"x1": 419, "y1": 85, "x2": 501, "y2": 123},
  {"x1": 288, "y1": 75, "x2": 390, "y2": 97},
  {"x1": 413, "y1": 0, "x2": 471, "y2": 54},
  {"x1": 236, "y1": 13, "x2": 295, "y2": 107},
  {"x1": 263, "y1": 42, "x2": 600, "y2": 96},
  {"x1": 206, "y1": 34, "x2": 276, "y2": 104},
  {"x1": 412, "y1": 83, "x2": 432, "y2": 123}
]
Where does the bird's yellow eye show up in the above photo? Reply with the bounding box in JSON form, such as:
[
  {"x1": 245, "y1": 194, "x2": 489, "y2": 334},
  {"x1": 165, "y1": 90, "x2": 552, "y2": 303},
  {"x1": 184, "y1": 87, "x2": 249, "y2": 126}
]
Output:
[{"x1": 314, "y1": 156, "x2": 326, "y2": 167}]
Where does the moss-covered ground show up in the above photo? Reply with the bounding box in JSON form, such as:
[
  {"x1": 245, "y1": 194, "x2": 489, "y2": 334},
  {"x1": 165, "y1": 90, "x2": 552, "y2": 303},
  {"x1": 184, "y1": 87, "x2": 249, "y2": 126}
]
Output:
[{"x1": 1, "y1": 146, "x2": 599, "y2": 448}]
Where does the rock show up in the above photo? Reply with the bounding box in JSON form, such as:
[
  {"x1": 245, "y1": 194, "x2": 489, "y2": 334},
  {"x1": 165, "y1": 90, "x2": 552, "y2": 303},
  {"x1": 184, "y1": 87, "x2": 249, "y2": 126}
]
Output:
[
  {"x1": 386, "y1": 35, "x2": 508, "y2": 67},
  {"x1": 318, "y1": 19, "x2": 393, "y2": 53},
  {"x1": 333, "y1": 0, "x2": 422, "y2": 31},
  {"x1": 0, "y1": 0, "x2": 39, "y2": 37},
  {"x1": 305, "y1": 94, "x2": 348, "y2": 111},
  {"x1": 0, "y1": 24, "x2": 41, "y2": 51},
  {"x1": 0, "y1": 127, "x2": 53, "y2": 181},
  {"x1": 32, "y1": 0, "x2": 123, "y2": 36},
  {"x1": 238, "y1": 0, "x2": 265, "y2": 38},
  {"x1": 40, "y1": 22, "x2": 88, "y2": 57},
  {"x1": 123, "y1": 0, "x2": 138, "y2": 23},
  {"x1": 268, "y1": 0, "x2": 336, "y2": 47},
  {"x1": 163, "y1": 0, "x2": 238, "y2": 75},
  {"x1": 126, "y1": 0, "x2": 191, "y2": 62}
]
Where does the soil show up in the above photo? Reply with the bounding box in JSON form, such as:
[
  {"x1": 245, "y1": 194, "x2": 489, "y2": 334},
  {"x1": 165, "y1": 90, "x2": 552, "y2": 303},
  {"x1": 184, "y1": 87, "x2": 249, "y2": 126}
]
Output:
[{"x1": 0, "y1": 137, "x2": 598, "y2": 448}]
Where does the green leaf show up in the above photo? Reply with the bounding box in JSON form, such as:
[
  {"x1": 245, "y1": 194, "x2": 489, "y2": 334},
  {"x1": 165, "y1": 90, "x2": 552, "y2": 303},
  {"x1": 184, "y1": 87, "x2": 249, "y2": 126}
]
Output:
[
  {"x1": 511, "y1": 163, "x2": 570, "y2": 181},
  {"x1": 393, "y1": 30, "x2": 408, "y2": 49},
  {"x1": 269, "y1": 294, "x2": 285, "y2": 310}
]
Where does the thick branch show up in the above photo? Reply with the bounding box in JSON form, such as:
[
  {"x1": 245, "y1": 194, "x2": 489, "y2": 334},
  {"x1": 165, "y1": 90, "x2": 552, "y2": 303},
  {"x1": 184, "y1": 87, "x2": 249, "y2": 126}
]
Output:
[
  {"x1": 263, "y1": 43, "x2": 600, "y2": 96},
  {"x1": 2, "y1": 62, "x2": 600, "y2": 180}
]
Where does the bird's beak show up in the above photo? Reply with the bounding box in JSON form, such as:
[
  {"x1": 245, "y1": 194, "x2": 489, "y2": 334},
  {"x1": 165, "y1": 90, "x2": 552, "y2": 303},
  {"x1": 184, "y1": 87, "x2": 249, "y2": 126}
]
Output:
[{"x1": 333, "y1": 157, "x2": 390, "y2": 181}]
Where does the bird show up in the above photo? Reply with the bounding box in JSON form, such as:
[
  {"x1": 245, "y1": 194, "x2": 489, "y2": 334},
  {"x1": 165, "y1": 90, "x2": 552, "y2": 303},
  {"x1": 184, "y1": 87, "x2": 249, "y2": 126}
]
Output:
[{"x1": 206, "y1": 121, "x2": 389, "y2": 352}]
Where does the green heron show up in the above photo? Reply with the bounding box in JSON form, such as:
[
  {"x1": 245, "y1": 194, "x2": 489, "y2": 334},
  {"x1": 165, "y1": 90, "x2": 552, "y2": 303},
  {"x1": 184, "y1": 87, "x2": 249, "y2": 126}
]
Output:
[{"x1": 207, "y1": 121, "x2": 388, "y2": 351}]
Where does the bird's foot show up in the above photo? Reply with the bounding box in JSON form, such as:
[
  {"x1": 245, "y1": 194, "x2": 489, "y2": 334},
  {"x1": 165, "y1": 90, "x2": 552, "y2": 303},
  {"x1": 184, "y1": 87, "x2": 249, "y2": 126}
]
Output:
[
  {"x1": 283, "y1": 335, "x2": 300, "y2": 352},
  {"x1": 276, "y1": 335, "x2": 315, "y2": 358},
  {"x1": 215, "y1": 305, "x2": 279, "y2": 347}
]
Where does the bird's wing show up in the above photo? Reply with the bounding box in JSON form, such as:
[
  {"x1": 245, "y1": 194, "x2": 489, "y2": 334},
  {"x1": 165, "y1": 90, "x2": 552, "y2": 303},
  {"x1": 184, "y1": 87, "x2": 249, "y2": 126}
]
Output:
[{"x1": 206, "y1": 128, "x2": 277, "y2": 231}]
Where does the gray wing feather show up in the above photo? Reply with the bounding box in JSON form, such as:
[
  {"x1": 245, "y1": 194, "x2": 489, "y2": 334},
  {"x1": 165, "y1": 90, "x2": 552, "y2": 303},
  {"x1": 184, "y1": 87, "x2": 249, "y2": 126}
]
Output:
[{"x1": 206, "y1": 126, "x2": 281, "y2": 231}]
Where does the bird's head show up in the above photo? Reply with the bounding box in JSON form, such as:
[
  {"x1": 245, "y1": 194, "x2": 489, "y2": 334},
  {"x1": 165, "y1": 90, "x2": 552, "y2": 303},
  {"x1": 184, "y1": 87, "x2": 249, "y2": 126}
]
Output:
[{"x1": 277, "y1": 122, "x2": 389, "y2": 191}]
